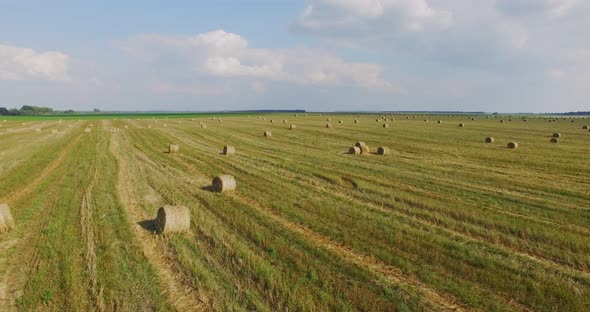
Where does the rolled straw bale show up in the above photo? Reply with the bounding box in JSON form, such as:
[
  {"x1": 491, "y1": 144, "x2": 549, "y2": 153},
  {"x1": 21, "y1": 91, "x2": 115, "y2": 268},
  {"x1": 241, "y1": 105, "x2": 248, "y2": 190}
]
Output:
[
  {"x1": 550, "y1": 138, "x2": 559, "y2": 143},
  {"x1": 349, "y1": 146, "x2": 361, "y2": 155},
  {"x1": 289, "y1": 124, "x2": 296, "y2": 129},
  {"x1": 485, "y1": 137, "x2": 495, "y2": 143},
  {"x1": 377, "y1": 147, "x2": 390, "y2": 155},
  {"x1": 0, "y1": 203, "x2": 15, "y2": 233},
  {"x1": 264, "y1": 131, "x2": 272, "y2": 137},
  {"x1": 507, "y1": 142, "x2": 518, "y2": 149},
  {"x1": 383, "y1": 124, "x2": 389, "y2": 128},
  {"x1": 459, "y1": 123, "x2": 465, "y2": 127},
  {"x1": 212, "y1": 175, "x2": 236, "y2": 192},
  {"x1": 552, "y1": 133, "x2": 561, "y2": 138},
  {"x1": 169, "y1": 144, "x2": 180, "y2": 153},
  {"x1": 355, "y1": 141, "x2": 370, "y2": 154},
  {"x1": 155, "y1": 205, "x2": 190, "y2": 234},
  {"x1": 326, "y1": 123, "x2": 333, "y2": 128},
  {"x1": 583, "y1": 125, "x2": 589, "y2": 129},
  {"x1": 223, "y1": 146, "x2": 235, "y2": 155}
]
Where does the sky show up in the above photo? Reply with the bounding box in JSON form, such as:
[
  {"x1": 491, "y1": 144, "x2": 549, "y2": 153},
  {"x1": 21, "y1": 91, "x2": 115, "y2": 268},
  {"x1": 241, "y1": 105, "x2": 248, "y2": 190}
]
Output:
[{"x1": 1, "y1": 0, "x2": 589, "y2": 113}]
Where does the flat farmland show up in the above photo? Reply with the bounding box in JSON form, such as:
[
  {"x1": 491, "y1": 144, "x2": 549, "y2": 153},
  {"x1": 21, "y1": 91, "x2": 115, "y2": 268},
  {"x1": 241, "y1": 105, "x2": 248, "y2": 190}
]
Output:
[{"x1": 0, "y1": 114, "x2": 589, "y2": 311}]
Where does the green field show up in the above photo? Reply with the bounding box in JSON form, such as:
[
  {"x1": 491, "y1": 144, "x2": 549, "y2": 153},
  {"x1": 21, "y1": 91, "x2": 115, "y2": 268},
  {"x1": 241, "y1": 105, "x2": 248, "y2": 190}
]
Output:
[{"x1": 0, "y1": 114, "x2": 589, "y2": 311}]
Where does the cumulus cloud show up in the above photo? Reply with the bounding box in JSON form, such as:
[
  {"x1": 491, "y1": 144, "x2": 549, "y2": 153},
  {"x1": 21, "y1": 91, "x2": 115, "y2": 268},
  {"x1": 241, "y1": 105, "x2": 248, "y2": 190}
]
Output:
[
  {"x1": 121, "y1": 29, "x2": 393, "y2": 89},
  {"x1": 0, "y1": 44, "x2": 70, "y2": 81},
  {"x1": 292, "y1": 0, "x2": 453, "y2": 35}
]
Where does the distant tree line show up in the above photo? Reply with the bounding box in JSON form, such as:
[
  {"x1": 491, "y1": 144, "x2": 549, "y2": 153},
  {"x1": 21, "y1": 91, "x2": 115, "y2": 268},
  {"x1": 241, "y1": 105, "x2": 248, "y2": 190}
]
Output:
[{"x1": 0, "y1": 105, "x2": 78, "y2": 116}]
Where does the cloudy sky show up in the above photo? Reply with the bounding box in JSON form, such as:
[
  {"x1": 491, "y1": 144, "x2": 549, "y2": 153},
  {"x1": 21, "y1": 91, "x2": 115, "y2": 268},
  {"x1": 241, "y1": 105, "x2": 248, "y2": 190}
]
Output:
[{"x1": 1, "y1": 0, "x2": 589, "y2": 113}]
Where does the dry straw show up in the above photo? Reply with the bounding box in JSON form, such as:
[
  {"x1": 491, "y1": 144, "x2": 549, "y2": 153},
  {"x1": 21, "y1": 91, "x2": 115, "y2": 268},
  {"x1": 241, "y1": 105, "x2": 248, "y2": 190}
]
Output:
[
  {"x1": 349, "y1": 146, "x2": 361, "y2": 154},
  {"x1": 223, "y1": 146, "x2": 235, "y2": 155},
  {"x1": 355, "y1": 141, "x2": 370, "y2": 154},
  {"x1": 377, "y1": 147, "x2": 390, "y2": 155},
  {"x1": 212, "y1": 175, "x2": 236, "y2": 192},
  {"x1": 155, "y1": 205, "x2": 190, "y2": 234},
  {"x1": 485, "y1": 137, "x2": 495, "y2": 143},
  {"x1": 169, "y1": 144, "x2": 180, "y2": 153},
  {"x1": 0, "y1": 203, "x2": 14, "y2": 233},
  {"x1": 508, "y1": 142, "x2": 518, "y2": 149}
]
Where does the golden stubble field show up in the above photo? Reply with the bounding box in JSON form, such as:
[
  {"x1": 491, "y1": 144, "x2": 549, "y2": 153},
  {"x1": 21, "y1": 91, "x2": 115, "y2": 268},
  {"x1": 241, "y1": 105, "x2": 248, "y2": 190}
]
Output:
[{"x1": 0, "y1": 114, "x2": 589, "y2": 311}]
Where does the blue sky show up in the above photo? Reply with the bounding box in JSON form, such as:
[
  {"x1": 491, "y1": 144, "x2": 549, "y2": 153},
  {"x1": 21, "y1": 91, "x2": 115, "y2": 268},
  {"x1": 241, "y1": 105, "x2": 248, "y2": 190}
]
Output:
[{"x1": 1, "y1": 0, "x2": 589, "y2": 113}]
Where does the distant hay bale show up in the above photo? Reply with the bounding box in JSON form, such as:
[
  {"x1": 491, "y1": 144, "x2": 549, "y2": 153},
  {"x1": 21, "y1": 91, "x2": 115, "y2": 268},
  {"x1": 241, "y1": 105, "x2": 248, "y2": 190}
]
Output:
[
  {"x1": 507, "y1": 142, "x2": 518, "y2": 149},
  {"x1": 485, "y1": 137, "x2": 495, "y2": 143},
  {"x1": 201, "y1": 124, "x2": 207, "y2": 128},
  {"x1": 552, "y1": 133, "x2": 561, "y2": 138},
  {"x1": 264, "y1": 131, "x2": 272, "y2": 137},
  {"x1": 155, "y1": 205, "x2": 190, "y2": 234},
  {"x1": 84, "y1": 127, "x2": 92, "y2": 133},
  {"x1": 354, "y1": 120, "x2": 359, "y2": 123},
  {"x1": 338, "y1": 120, "x2": 343, "y2": 124},
  {"x1": 500, "y1": 120, "x2": 504, "y2": 123},
  {"x1": 326, "y1": 118, "x2": 331, "y2": 122},
  {"x1": 147, "y1": 125, "x2": 152, "y2": 129},
  {"x1": 437, "y1": 120, "x2": 442, "y2": 124},
  {"x1": 35, "y1": 128, "x2": 41, "y2": 132},
  {"x1": 458, "y1": 123, "x2": 465, "y2": 127},
  {"x1": 289, "y1": 124, "x2": 296, "y2": 129},
  {"x1": 583, "y1": 125, "x2": 589, "y2": 129},
  {"x1": 424, "y1": 119, "x2": 428, "y2": 122},
  {"x1": 169, "y1": 144, "x2": 180, "y2": 153},
  {"x1": 0, "y1": 203, "x2": 15, "y2": 233},
  {"x1": 212, "y1": 175, "x2": 236, "y2": 192},
  {"x1": 550, "y1": 138, "x2": 559, "y2": 143},
  {"x1": 223, "y1": 146, "x2": 235, "y2": 155},
  {"x1": 51, "y1": 129, "x2": 58, "y2": 134},
  {"x1": 355, "y1": 141, "x2": 370, "y2": 154},
  {"x1": 218, "y1": 120, "x2": 223, "y2": 123},
  {"x1": 383, "y1": 124, "x2": 389, "y2": 128},
  {"x1": 349, "y1": 146, "x2": 361, "y2": 154},
  {"x1": 124, "y1": 125, "x2": 129, "y2": 129},
  {"x1": 377, "y1": 147, "x2": 389, "y2": 155},
  {"x1": 283, "y1": 120, "x2": 287, "y2": 123},
  {"x1": 270, "y1": 120, "x2": 274, "y2": 123},
  {"x1": 326, "y1": 123, "x2": 333, "y2": 128},
  {"x1": 163, "y1": 124, "x2": 168, "y2": 127}
]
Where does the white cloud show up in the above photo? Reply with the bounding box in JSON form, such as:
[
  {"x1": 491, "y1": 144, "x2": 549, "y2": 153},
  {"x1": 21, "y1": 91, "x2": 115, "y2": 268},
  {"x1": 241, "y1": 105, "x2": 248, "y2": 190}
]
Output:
[
  {"x1": 495, "y1": 0, "x2": 576, "y2": 18},
  {"x1": 293, "y1": 0, "x2": 453, "y2": 35},
  {"x1": 121, "y1": 29, "x2": 393, "y2": 89},
  {"x1": 0, "y1": 44, "x2": 70, "y2": 81}
]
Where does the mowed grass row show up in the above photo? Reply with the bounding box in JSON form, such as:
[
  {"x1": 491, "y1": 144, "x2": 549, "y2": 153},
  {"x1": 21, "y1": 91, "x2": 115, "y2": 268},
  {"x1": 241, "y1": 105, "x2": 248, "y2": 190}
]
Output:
[
  {"x1": 118, "y1": 115, "x2": 590, "y2": 311},
  {"x1": 0, "y1": 122, "x2": 171, "y2": 311}
]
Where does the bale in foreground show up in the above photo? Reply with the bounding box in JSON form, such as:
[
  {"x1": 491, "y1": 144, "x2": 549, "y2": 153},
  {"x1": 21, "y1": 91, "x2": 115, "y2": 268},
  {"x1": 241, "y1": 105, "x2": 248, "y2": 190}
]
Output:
[
  {"x1": 0, "y1": 203, "x2": 15, "y2": 233},
  {"x1": 377, "y1": 147, "x2": 389, "y2": 155},
  {"x1": 349, "y1": 146, "x2": 361, "y2": 154},
  {"x1": 508, "y1": 142, "x2": 518, "y2": 149},
  {"x1": 169, "y1": 144, "x2": 180, "y2": 153},
  {"x1": 155, "y1": 205, "x2": 190, "y2": 234},
  {"x1": 550, "y1": 138, "x2": 559, "y2": 143},
  {"x1": 212, "y1": 175, "x2": 236, "y2": 192},
  {"x1": 553, "y1": 133, "x2": 561, "y2": 138},
  {"x1": 355, "y1": 141, "x2": 370, "y2": 154},
  {"x1": 223, "y1": 146, "x2": 235, "y2": 155},
  {"x1": 485, "y1": 137, "x2": 495, "y2": 143}
]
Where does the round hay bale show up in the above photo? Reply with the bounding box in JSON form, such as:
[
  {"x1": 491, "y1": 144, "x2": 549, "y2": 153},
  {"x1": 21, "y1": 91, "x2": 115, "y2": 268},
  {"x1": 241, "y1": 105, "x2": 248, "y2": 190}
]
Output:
[
  {"x1": 289, "y1": 124, "x2": 296, "y2": 129},
  {"x1": 169, "y1": 144, "x2": 180, "y2": 153},
  {"x1": 212, "y1": 175, "x2": 236, "y2": 192},
  {"x1": 583, "y1": 125, "x2": 589, "y2": 129},
  {"x1": 459, "y1": 123, "x2": 465, "y2": 127},
  {"x1": 552, "y1": 133, "x2": 561, "y2": 138},
  {"x1": 507, "y1": 142, "x2": 518, "y2": 149},
  {"x1": 270, "y1": 120, "x2": 274, "y2": 123},
  {"x1": 223, "y1": 146, "x2": 235, "y2": 155},
  {"x1": 354, "y1": 120, "x2": 359, "y2": 123},
  {"x1": 326, "y1": 118, "x2": 331, "y2": 122},
  {"x1": 355, "y1": 141, "x2": 370, "y2": 154},
  {"x1": 500, "y1": 120, "x2": 504, "y2": 123},
  {"x1": 326, "y1": 123, "x2": 333, "y2": 128},
  {"x1": 0, "y1": 203, "x2": 15, "y2": 233},
  {"x1": 264, "y1": 131, "x2": 272, "y2": 137},
  {"x1": 338, "y1": 120, "x2": 343, "y2": 124},
  {"x1": 437, "y1": 120, "x2": 442, "y2": 124},
  {"x1": 383, "y1": 124, "x2": 389, "y2": 128},
  {"x1": 349, "y1": 146, "x2": 361, "y2": 155},
  {"x1": 283, "y1": 120, "x2": 287, "y2": 123},
  {"x1": 201, "y1": 124, "x2": 207, "y2": 128},
  {"x1": 550, "y1": 138, "x2": 559, "y2": 143},
  {"x1": 377, "y1": 147, "x2": 389, "y2": 155},
  {"x1": 155, "y1": 205, "x2": 190, "y2": 234},
  {"x1": 485, "y1": 137, "x2": 495, "y2": 143}
]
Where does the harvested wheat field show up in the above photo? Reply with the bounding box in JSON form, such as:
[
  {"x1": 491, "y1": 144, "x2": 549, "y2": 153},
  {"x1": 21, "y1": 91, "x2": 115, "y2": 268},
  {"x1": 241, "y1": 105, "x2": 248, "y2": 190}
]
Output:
[{"x1": 0, "y1": 114, "x2": 589, "y2": 311}]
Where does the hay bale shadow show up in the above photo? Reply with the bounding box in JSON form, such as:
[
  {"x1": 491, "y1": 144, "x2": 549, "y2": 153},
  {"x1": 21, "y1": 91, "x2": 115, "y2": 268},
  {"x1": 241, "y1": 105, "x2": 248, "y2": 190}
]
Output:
[
  {"x1": 137, "y1": 219, "x2": 157, "y2": 233},
  {"x1": 201, "y1": 185, "x2": 214, "y2": 192}
]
